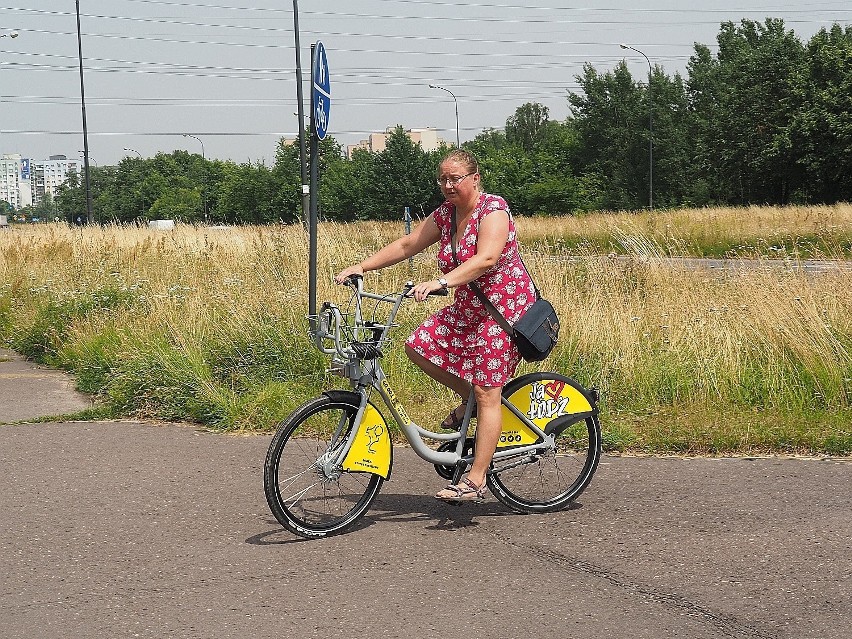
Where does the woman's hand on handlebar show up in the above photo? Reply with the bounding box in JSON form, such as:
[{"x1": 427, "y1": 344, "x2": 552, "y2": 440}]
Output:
[
  {"x1": 334, "y1": 264, "x2": 364, "y2": 285},
  {"x1": 409, "y1": 279, "x2": 448, "y2": 302}
]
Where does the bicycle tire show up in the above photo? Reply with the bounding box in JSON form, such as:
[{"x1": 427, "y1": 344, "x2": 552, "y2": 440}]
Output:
[
  {"x1": 264, "y1": 394, "x2": 384, "y2": 539},
  {"x1": 487, "y1": 372, "x2": 602, "y2": 513}
]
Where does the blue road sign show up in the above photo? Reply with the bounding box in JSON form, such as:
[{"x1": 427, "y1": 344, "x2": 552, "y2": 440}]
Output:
[{"x1": 312, "y1": 41, "x2": 331, "y2": 140}]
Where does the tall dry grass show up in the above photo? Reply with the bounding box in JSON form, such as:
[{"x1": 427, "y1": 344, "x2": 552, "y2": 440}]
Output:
[
  {"x1": 1, "y1": 205, "x2": 850, "y2": 454},
  {"x1": 521, "y1": 203, "x2": 852, "y2": 259}
]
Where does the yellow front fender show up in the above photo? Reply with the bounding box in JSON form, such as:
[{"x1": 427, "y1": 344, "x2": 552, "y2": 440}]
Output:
[{"x1": 341, "y1": 402, "x2": 393, "y2": 479}]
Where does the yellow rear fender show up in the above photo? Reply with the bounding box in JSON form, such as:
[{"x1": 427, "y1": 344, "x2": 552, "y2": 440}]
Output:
[{"x1": 499, "y1": 373, "x2": 598, "y2": 448}]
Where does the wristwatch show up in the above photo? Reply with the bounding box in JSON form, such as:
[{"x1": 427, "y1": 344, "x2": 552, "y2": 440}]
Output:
[{"x1": 437, "y1": 277, "x2": 449, "y2": 290}]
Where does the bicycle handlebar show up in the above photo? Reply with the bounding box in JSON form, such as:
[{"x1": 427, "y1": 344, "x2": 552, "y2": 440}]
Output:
[
  {"x1": 340, "y1": 274, "x2": 448, "y2": 297},
  {"x1": 312, "y1": 276, "x2": 448, "y2": 360}
]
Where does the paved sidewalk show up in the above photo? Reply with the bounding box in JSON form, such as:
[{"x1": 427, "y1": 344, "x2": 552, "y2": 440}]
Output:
[{"x1": 0, "y1": 348, "x2": 91, "y2": 423}]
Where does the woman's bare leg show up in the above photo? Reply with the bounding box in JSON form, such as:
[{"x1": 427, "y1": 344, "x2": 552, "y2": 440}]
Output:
[
  {"x1": 434, "y1": 384, "x2": 502, "y2": 498},
  {"x1": 404, "y1": 345, "x2": 472, "y2": 401},
  {"x1": 466, "y1": 384, "x2": 503, "y2": 488},
  {"x1": 407, "y1": 345, "x2": 503, "y2": 494}
]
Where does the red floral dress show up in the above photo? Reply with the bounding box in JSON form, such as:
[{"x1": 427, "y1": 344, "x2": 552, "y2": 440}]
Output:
[{"x1": 405, "y1": 193, "x2": 536, "y2": 387}]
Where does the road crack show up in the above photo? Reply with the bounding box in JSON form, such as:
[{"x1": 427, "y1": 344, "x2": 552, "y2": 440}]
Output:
[{"x1": 489, "y1": 530, "x2": 777, "y2": 639}]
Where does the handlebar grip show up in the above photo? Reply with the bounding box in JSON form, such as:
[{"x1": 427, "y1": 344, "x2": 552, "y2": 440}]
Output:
[{"x1": 403, "y1": 286, "x2": 450, "y2": 298}]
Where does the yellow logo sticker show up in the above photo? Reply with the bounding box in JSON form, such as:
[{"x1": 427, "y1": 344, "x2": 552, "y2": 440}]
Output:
[
  {"x1": 341, "y1": 402, "x2": 392, "y2": 478},
  {"x1": 499, "y1": 379, "x2": 593, "y2": 448}
]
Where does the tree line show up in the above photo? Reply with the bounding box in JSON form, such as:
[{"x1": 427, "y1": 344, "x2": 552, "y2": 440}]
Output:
[{"x1": 46, "y1": 19, "x2": 851, "y2": 224}]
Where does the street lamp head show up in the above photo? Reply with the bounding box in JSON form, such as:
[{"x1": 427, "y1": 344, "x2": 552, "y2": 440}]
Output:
[
  {"x1": 1, "y1": 31, "x2": 18, "y2": 38},
  {"x1": 619, "y1": 43, "x2": 627, "y2": 49}
]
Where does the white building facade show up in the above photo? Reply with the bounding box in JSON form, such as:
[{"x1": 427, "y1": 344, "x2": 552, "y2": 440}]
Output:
[
  {"x1": 0, "y1": 154, "x2": 79, "y2": 210},
  {"x1": 0, "y1": 154, "x2": 27, "y2": 209}
]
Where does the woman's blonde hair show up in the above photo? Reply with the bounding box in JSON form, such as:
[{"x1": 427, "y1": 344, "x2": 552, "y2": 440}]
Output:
[{"x1": 439, "y1": 149, "x2": 480, "y2": 175}]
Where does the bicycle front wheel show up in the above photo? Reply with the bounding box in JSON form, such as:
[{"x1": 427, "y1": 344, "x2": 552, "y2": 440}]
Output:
[
  {"x1": 487, "y1": 373, "x2": 602, "y2": 513},
  {"x1": 264, "y1": 395, "x2": 384, "y2": 539}
]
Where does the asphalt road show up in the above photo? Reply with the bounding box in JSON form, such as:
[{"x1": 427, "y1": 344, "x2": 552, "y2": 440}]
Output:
[{"x1": 1, "y1": 349, "x2": 850, "y2": 639}]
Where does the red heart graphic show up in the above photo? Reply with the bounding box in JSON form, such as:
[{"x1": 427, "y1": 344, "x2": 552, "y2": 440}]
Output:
[{"x1": 545, "y1": 380, "x2": 565, "y2": 400}]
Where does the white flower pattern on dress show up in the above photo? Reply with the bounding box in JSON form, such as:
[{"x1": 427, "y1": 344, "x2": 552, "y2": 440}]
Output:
[{"x1": 405, "y1": 193, "x2": 535, "y2": 386}]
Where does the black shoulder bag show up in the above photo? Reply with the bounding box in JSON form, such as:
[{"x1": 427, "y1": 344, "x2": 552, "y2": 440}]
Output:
[{"x1": 450, "y1": 208, "x2": 559, "y2": 362}]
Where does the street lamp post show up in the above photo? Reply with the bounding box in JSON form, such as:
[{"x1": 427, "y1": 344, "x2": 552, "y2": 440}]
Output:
[
  {"x1": 75, "y1": 1, "x2": 94, "y2": 224},
  {"x1": 78, "y1": 152, "x2": 97, "y2": 167},
  {"x1": 429, "y1": 84, "x2": 460, "y2": 148},
  {"x1": 124, "y1": 147, "x2": 141, "y2": 159},
  {"x1": 620, "y1": 43, "x2": 653, "y2": 210},
  {"x1": 292, "y1": 0, "x2": 310, "y2": 231},
  {"x1": 183, "y1": 134, "x2": 207, "y2": 224}
]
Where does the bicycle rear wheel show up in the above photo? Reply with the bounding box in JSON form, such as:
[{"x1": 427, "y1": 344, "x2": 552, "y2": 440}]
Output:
[
  {"x1": 487, "y1": 373, "x2": 602, "y2": 513},
  {"x1": 264, "y1": 395, "x2": 384, "y2": 538}
]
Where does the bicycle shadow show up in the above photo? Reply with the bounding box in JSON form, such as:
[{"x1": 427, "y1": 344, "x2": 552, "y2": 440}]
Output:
[{"x1": 246, "y1": 492, "x2": 583, "y2": 545}]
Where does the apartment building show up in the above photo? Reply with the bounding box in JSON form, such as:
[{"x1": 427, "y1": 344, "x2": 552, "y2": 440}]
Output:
[
  {"x1": 33, "y1": 156, "x2": 79, "y2": 206},
  {"x1": 346, "y1": 127, "x2": 447, "y2": 158},
  {"x1": 0, "y1": 154, "x2": 27, "y2": 209},
  {"x1": 0, "y1": 154, "x2": 79, "y2": 209}
]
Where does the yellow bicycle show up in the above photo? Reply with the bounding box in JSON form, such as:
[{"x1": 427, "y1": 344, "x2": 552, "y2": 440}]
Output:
[{"x1": 264, "y1": 276, "x2": 601, "y2": 539}]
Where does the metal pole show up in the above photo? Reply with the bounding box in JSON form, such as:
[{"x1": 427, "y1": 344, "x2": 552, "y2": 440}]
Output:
[
  {"x1": 183, "y1": 134, "x2": 207, "y2": 223},
  {"x1": 292, "y1": 0, "x2": 310, "y2": 226},
  {"x1": 429, "y1": 84, "x2": 460, "y2": 147},
  {"x1": 308, "y1": 44, "x2": 318, "y2": 323},
  {"x1": 75, "y1": 1, "x2": 93, "y2": 224},
  {"x1": 404, "y1": 206, "x2": 413, "y2": 271},
  {"x1": 620, "y1": 44, "x2": 653, "y2": 210}
]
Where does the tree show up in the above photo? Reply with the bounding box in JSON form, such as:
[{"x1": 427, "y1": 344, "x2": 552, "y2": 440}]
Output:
[
  {"x1": 364, "y1": 126, "x2": 438, "y2": 220},
  {"x1": 33, "y1": 192, "x2": 59, "y2": 220},
  {"x1": 215, "y1": 161, "x2": 279, "y2": 224},
  {"x1": 320, "y1": 147, "x2": 373, "y2": 221},
  {"x1": 55, "y1": 168, "x2": 86, "y2": 223},
  {"x1": 569, "y1": 61, "x2": 647, "y2": 210},
  {"x1": 505, "y1": 102, "x2": 552, "y2": 153},
  {"x1": 687, "y1": 19, "x2": 806, "y2": 204},
  {"x1": 148, "y1": 188, "x2": 201, "y2": 222},
  {"x1": 792, "y1": 24, "x2": 852, "y2": 202}
]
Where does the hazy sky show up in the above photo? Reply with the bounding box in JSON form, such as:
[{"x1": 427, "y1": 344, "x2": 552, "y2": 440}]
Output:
[{"x1": 2, "y1": 1, "x2": 849, "y2": 166}]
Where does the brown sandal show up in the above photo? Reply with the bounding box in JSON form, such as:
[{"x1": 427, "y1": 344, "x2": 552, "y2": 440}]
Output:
[
  {"x1": 440, "y1": 402, "x2": 466, "y2": 430},
  {"x1": 435, "y1": 477, "x2": 488, "y2": 501},
  {"x1": 440, "y1": 401, "x2": 476, "y2": 431}
]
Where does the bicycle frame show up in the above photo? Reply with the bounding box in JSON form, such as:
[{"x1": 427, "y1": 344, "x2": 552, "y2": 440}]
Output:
[{"x1": 310, "y1": 277, "x2": 558, "y2": 474}]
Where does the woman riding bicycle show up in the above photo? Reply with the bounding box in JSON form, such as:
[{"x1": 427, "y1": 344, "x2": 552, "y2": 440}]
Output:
[{"x1": 335, "y1": 149, "x2": 536, "y2": 502}]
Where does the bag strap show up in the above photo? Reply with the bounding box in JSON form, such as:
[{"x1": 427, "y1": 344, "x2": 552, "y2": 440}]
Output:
[{"x1": 450, "y1": 205, "x2": 521, "y2": 335}]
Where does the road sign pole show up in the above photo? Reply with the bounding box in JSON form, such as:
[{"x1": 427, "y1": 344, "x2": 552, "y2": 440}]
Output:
[
  {"x1": 307, "y1": 40, "x2": 331, "y2": 326},
  {"x1": 308, "y1": 43, "x2": 318, "y2": 323}
]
